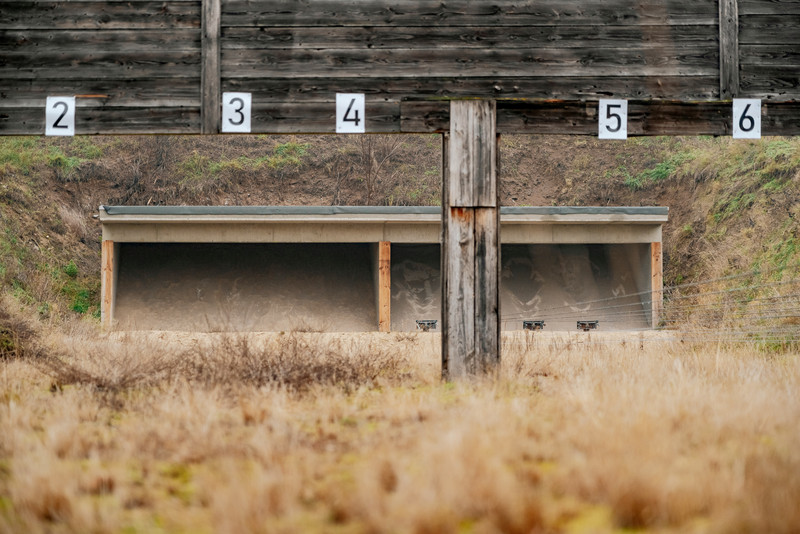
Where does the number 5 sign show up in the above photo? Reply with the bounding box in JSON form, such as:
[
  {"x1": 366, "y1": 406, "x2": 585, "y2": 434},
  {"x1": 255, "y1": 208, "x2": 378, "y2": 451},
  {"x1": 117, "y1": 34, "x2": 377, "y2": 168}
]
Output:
[
  {"x1": 733, "y1": 99, "x2": 761, "y2": 139},
  {"x1": 336, "y1": 94, "x2": 365, "y2": 133},
  {"x1": 598, "y1": 99, "x2": 627, "y2": 139}
]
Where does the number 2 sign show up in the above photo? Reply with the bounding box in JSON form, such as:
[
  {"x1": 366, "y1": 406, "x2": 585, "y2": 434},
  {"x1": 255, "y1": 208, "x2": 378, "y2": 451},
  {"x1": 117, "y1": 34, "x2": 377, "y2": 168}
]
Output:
[
  {"x1": 336, "y1": 94, "x2": 365, "y2": 133},
  {"x1": 46, "y1": 96, "x2": 75, "y2": 136},
  {"x1": 733, "y1": 99, "x2": 761, "y2": 139},
  {"x1": 598, "y1": 99, "x2": 628, "y2": 139}
]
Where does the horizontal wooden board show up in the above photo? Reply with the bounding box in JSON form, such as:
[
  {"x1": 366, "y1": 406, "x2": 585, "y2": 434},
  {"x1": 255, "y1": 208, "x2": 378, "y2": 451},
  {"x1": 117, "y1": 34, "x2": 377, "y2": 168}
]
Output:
[
  {"x1": 0, "y1": 51, "x2": 201, "y2": 79},
  {"x1": 249, "y1": 101, "x2": 401, "y2": 133},
  {"x1": 221, "y1": 25, "x2": 717, "y2": 50},
  {"x1": 222, "y1": 0, "x2": 718, "y2": 27},
  {"x1": 0, "y1": 78, "x2": 200, "y2": 107},
  {"x1": 739, "y1": 0, "x2": 800, "y2": 14},
  {"x1": 0, "y1": 106, "x2": 200, "y2": 134},
  {"x1": 0, "y1": 30, "x2": 200, "y2": 52},
  {"x1": 223, "y1": 76, "x2": 720, "y2": 101},
  {"x1": 222, "y1": 47, "x2": 719, "y2": 79},
  {"x1": 739, "y1": 71, "x2": 800, "y2": 100},
  {"x1": 0, "y1": 1, "x2": 200, "y2": 30},
  {"x1": 740, "y1": 45, "x2": 800, "y2": 67},
  {"x1": 739, "y1": 15, "x2": 800, "y2": 44}
]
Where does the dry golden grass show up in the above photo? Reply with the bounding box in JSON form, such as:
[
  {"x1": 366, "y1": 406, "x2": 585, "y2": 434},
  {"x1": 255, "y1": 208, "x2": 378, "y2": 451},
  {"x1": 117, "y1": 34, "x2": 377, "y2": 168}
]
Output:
[{"x1": 1, "y1": 324, "x2": 799, "y2": 534}]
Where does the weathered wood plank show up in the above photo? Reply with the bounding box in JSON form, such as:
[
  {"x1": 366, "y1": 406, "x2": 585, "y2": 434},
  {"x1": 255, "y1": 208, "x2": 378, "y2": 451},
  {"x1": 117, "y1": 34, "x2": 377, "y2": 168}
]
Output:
[
  {"x1": 202, "y1": 0, "x2": 221, "y2": 134},
  {"x1": 221, "y1": 25, "x2": 718, "y2": 50},
  {"x1": 0, "y1": 51, "x2": 201, "y2": 79},
  {"x1": 442, "y1": 206, "x2": 475, "y2": 380},
  {"x1": 225, "y1": 76, "x2": 720, "y2": 102},
  {"x1": 0, "y1": 106, "x2": 200, "y2": 134},
  {"x1": 0, "y1": 29, "x2": 200, "y2": 52},
  {"x1": 223, "y1": 0, "x2": 718, "y2": 27},
  {"x1": 739, "y1": 0, "x2": 800, "y2": 15},
  {"x1": 473, "y1": 206, "x2": 500, "y2": 374},
  {"x1": 739, "y1": 15, "x2": 800, "y2": 44},
  {"x1": 0, "y1": 2, "x2": 201, "y2": 29},
  {"x1": 0, "y1": 79, "x2": 200, "y2": 108},
  {"x1": 249, "y1": 101, "x2": 400, "y2": 133},
  {"x1": 739, "y1": 72, "x2": 800, "y2": 99},
  {"x1": 449, "y1": 100, "x2": 496, "y2": 207},
  {"x1": 378, "y1": 241, "x2": 391, "y2": 333},
  {"x1": 651, "y1": 241, "x2": 662, "y2": 328},
  {"x1": 740, "y1": 45, "x2": 800, "y2": 67},
  {"x1": 222, "y1": 47, "x2": 719, "y2": 79},
  {"x1": 101, "y1": 240, "x2": 115, "y2": 329},
  {"x1": 719, "y1": 0, "x2": 739, "y2": 99}
]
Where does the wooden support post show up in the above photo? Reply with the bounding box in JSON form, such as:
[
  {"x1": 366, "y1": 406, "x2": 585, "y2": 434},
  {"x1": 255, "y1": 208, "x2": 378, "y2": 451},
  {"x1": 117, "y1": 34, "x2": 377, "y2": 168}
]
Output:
[
  {"x1": 442, "y1": 100, "x2": 500, "y2": 379},
  {"x1": 651, "y1": 241, "x2": 663, "y2": 328},
  {"x1": 201, "y1": 0, "x2": 221, "y2": 134},
  {"x1": 378, "y1": 241, "x2": 391, "y2": 332},
  {"x1": 101, "y1": 240, "x2": 115, "y2": 329},
  {"x1": 719, "y1": 0, "x2": 740, "y2": 99}
]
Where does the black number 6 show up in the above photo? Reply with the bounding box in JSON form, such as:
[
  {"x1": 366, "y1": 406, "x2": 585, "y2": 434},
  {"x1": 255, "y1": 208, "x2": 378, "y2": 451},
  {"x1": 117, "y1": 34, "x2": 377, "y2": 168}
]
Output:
[
  {"x1": 52, "y1": 101, "x2": 70, "y2": 129},
  {"x1": 739, "y1": 103, "x2": 755, "y2": 132},
  {"x1": 228, "y1": 97, "x2": 245, "y2": 126}
]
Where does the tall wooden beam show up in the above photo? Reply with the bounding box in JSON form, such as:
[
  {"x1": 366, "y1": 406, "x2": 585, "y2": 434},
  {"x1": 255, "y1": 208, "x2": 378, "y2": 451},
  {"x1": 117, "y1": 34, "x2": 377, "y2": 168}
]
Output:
[
  {"x1": 378, "y1": 241, "x2": 391, "y2": 332},
  {"x1": 101, "y1": 240, "x2": 115, "y2": 329},
  {"x1": 719, "y1": 0, "x2": 740, "y2": 99},
  {"x1": 442, "y1": 100, "x2": 500, "y2": 380},
  {"x1": 651, "y1": 241, "x2": 663, "y2": 328},
  {"x1": 202, "y1": 0, "x2": 221, "y2": 134}
]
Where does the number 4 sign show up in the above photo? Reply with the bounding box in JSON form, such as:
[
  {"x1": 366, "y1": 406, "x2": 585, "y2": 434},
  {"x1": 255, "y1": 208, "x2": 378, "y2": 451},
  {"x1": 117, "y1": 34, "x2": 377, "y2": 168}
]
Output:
[
  {"x1": 598, "y1": 99, "x2": 627, "y2": 140},
  {"x1": 733, "y1": 99, "x2": 761, "y2": 139},
  {"x1": 336, "y1": 94, "x2": 365, "y2": 133}
]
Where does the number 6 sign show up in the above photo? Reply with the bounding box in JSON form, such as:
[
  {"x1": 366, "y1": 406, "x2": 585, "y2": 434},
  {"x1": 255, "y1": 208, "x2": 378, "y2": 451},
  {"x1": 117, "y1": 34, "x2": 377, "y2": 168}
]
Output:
[
  {"x1": 733, "y1": 99, "x2": 761, "y2": 139},
  {"x1": 598, "y1": 99, "x2": 627, "y2": 139},
  {"x1": 222, "y1": 92, "x2": 251, "y2": 133}
]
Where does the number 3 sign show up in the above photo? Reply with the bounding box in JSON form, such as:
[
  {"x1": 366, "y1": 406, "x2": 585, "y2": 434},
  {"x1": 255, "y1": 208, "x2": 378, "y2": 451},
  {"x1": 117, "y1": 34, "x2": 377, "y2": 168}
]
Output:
[
  {"x1": 222, "y1": 92, "x2": 252, "y2": 133},
  {"x1": 733, "y1": 99, "x2": 761, "y2": 139}
]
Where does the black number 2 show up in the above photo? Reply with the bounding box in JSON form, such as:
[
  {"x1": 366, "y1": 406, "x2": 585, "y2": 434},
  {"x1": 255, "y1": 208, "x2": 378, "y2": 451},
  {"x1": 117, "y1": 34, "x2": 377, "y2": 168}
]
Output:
[
  {"x1": 605, "y1": 104, "x2": 622, "y2": 133},
  {"x1": 343, "y1": 98, "x2": 361, "y2": 126},
  {"x1": 228, "y1": 97, "x2": 245, "y2": 126},
  {"x1": 52, "y1": 101, "x2": 69, "y2": 129}
]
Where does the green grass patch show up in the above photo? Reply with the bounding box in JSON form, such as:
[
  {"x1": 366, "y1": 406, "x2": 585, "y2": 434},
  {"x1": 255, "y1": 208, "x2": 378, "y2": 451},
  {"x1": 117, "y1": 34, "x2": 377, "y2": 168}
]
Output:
[{"x1": 0, "y1": 137, "x2": 44, "y2": 175}]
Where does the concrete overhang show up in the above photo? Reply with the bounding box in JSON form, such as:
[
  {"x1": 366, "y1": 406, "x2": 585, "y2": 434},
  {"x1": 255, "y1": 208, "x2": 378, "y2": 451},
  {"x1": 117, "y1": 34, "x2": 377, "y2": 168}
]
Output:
[{"x1": 100, "y1": 205, "x2": 668, "y2": 244}]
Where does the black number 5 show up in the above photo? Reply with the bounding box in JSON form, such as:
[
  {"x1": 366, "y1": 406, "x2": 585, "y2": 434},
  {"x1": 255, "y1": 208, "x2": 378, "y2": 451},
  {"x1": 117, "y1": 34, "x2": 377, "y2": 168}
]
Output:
[
  {"x1": 52, "y1": 101, "x2": 69, "y2": 129},
  {"x1": 605, "y1": 104, "x2": 622, "y2": 133},
  {"x1": 228, "y1": 97, "x2": 245, "y2": 126}
]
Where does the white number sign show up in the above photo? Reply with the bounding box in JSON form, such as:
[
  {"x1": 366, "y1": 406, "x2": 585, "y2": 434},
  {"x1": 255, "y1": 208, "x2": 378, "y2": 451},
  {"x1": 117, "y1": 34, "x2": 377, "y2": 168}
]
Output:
[
  {"x1": 46, "y1": 96, "x2": 75, "y2": 136},
  {"x1": 221, "y1": 92, "x2": 252, "y2": 133},
  {"x1": 336, "y1": 93, "x2": 365, "y2": 133},
  {"x1": 598, "y1": 99, "x2": 628, "y2": 139},
  {"x1": 733, "y1": 98, "x2": 761, "y2": 139}
]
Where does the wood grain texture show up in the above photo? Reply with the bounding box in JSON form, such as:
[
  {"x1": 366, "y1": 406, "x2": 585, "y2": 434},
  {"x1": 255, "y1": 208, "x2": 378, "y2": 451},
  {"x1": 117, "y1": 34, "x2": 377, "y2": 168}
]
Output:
[
  {"x1": 739, "y1": 0, "x2": 800, "y2": 14},
  {"x1": 442, "y1": 206, "x2": 475, "y2": 380},
  {"x1": 0, "y1": 106, "x2": 200, "y2": 134},
  {"x1": 449, "y1": 100, "x2": 496, "y2": 207},
  {"x1": 651, "y1": 241, "x2": 663, "y2": 328},
  {"x1": 101, "y1": 240, "x2": 115, "y2": 329},
  {"x1": 378, "y1": 241, "x2": 391, "y2": 333},
  {"x1": 472, "y1": 206, "x2": 500, "y2": 375},
  {"x1": 719, "y1": 0, "x2": 739, "y2": 99},
  {"x1": 202, "y1": 0, "x2": 221, "y2": 133},
  {"x1": 0, "y1": 1, "x2": 201, "y2": 30}
]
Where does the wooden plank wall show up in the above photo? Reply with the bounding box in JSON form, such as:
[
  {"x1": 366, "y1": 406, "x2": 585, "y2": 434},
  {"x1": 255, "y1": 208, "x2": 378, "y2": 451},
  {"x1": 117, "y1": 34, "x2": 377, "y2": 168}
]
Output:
[
  {"x1": 1, "y1": 0, "x2": 799, "y2": 135},
  {"x1": 0, "y1": 0, "x2": 202, "y2": 134}
]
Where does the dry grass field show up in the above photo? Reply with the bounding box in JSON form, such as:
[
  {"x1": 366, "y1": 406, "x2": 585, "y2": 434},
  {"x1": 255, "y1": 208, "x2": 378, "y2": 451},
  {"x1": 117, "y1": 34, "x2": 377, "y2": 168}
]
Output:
[{"x1": 2, "y1": 312, "x2": 799, "y2": 534}]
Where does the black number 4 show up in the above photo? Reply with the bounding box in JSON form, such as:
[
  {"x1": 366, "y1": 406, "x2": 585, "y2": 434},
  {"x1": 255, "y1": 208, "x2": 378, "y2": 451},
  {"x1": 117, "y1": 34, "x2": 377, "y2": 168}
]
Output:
[{"x1": 343, "y1": 98, "x2": 360, "y2": 126}]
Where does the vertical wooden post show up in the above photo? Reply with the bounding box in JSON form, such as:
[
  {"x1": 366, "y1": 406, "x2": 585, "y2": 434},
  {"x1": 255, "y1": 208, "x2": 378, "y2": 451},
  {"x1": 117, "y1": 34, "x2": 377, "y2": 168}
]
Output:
[
  {"x1": 378, "y1": 241, "x2": 391, "y2": 332},
  {"x1": 201, "y1": 0, "x2": 221, "y2": 134},
  {"x1": 442, "y1": 100, "x2": 500, "y2": 379},
  {"x1": 651, "y1": 241, "x2": 663, "y2": 328},
  {"x1": 719, "y1": 0, "x2": 740, "y2": 99},
  {"x1": 101, "y1": 240, "x2": 115, "y2": 329}
]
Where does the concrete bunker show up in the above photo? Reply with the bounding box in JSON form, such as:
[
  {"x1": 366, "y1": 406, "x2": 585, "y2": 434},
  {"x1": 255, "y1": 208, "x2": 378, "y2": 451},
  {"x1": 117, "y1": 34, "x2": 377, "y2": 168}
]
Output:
[{"x1": 100, "y1": 206, "x2": 667, "y2": 332}]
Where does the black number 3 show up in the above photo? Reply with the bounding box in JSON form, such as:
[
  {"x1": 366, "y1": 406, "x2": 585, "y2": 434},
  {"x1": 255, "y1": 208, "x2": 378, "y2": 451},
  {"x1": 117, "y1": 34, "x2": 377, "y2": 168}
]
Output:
[{"x1": 228, "y1": 97, "x2": 245, "y2": 126}]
